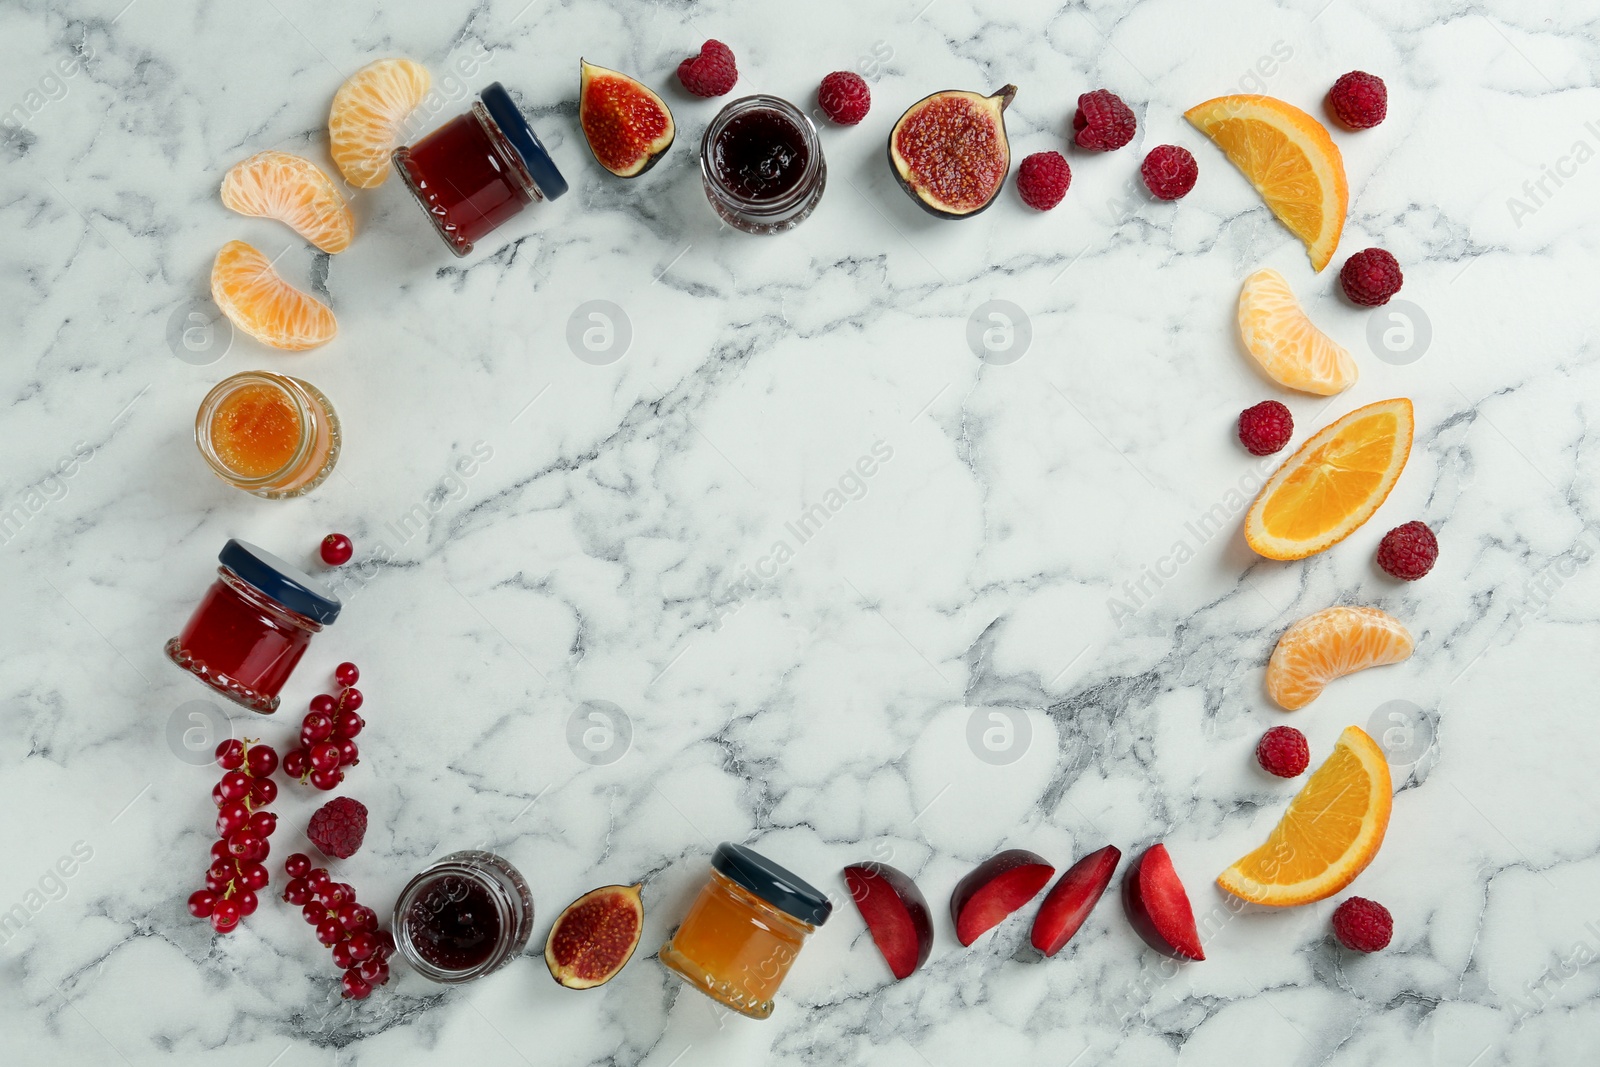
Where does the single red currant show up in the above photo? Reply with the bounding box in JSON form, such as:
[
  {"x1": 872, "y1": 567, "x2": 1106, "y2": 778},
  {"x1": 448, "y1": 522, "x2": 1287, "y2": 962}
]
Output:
[
  {"x1": 226, "y1": 830, "x2": 262, "y2": 859},
  {"x1": 248, "y1": 776, "x2": 278, "y2": 806},
  {"x1": 218, "y1": 771, "x2": 252, "y2": 802},
  {"x1": 285, "y1": 853, "x2": 312, "y2": 879},
  {"x1": 187, "y1": 889, "x2": 218, "y2": 918},
  {"x1": 320, "y1": 533, "x2": 354, "y2": 566},
  {"x1": 337, "y1": 687, "x2": 364, "y2": 712},
  {"x1": 309, "y1": 766, "x2": 342, "y2": 791},
  {"x1": 217, "y1": 803, "x2": 250, "y2": 837},
  {"x1": 238, "y1": 862, "x2": 269, "y2": 891},
  {"x1": 333, "y1": 710, "x2": 364, "y2": 739},
  {"x1": 316, "y1": 918, "x2": 345, "y2": 946},
  {"x1": 247, "y1": 811, "x2": 277, "y2": 838},
  {"x1": 246, "y1": 744, "x2": 279, "y2": 778},
  {"x1": 211, "y1": 899, "x2": 241, "y2": 933},
  {"x1": 210, "y1": 840, "x2": 231, "y2": 862},
  {"x1": 306, "y1": 868, "x2": 331, "y2": 890},
  {"x1": 334, "y1": 662, "x2": 360, "y2": 688},
  {"x1": 211, "y1": 782, "x2": 227, "y2": 807},
  {"x1": 234, "y1": 889, "x2": 259, "y2": 917},
  {"x1": 373, "y1": 931, "x2": 397, "y2": 960},
  {"x1": 309, "y1": 693, "x2": 338, "y2": 716},
  {"x1": 347, "y1": 930, "x2": 378, "y2": 962},
  {"x1": 282, "y1": 748, "x2": 311, "y2": 780},
  {"x1": 356, "y1": 956, "x2": 389, "y2": 985},
  {"x1": 331, "y1": 939, "x2": 356, "y2": 969},
  {"x1": 336, "y1": 739, "x2": 359, "y2": 767},
  {"x1": 283, "y1": 878, "x2": 312, "y2": 906},
  {"x1": 215, "y1": 739, "x2": 246, "y2": 770},
  {"x1": 301, "y1": 713, "x2": 334, "y2": 744},
  {"x1": 341, "y1": 970, "x2": 373, "y2": 1000},
  {"x1": 309, "y1": 742, "x2": 342, "y2": 772},
  {"x1": 337, "y1": 902, "x2": 365, "y2": 932},
  {"x1": 302, "y1": 901, "x2": 327, "y2": 925}
]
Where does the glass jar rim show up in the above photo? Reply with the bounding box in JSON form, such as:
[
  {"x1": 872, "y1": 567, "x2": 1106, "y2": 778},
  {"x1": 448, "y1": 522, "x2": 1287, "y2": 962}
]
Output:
[
  {"x1": 699, "y1": 95, "x2": 823, "y2": 216},
  {"x1": 470, "y1": 101, "x2": 540, "y2": 203},
  {"x1": 392, "y1": 851, "x2": 531, "y2": 983},
  {"x1": 195, "y1": 371, "x2": 316, "y2": 488}
]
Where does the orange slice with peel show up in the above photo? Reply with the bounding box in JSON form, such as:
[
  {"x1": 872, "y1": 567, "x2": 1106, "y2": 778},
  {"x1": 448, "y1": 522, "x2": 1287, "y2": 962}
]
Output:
[
  {"x1": 1185, "y1": 94, "x2": 1347, "y2": 272},
  {"x1": 1238, "y1": 268, "x2": 1356, "y2": 395},
  {"x1": 328, "y1": 58, "x2": 431, "y2": 189},
  {"x1": 1218, "y1": 725, "x2": 1391, "y2": 906},
  {"x1": 210, "y1": 240, "x2": 336, "y2": 351},
  {"x1": 1245, "y1": 398, "x2": 1413, "y2": 560},
  {"x1": 221, "y1": 151, "x2": 354, "y2": 254},
  {"x1": 1266, "y1": 606, "x2": 1413, "y2": 710}
]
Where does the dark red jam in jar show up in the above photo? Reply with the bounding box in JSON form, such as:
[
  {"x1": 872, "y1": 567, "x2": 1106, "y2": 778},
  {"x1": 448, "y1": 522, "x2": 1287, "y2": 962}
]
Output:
[
  {"x1": 392, "y1": 82, "x2": 567, "y2": 257},
  {"x1": 700, "y1": 95, "x2": 825, "y2": 234},
  {"x1": 165, "y1": 540, "x2": 341, "y2": 714},
  {"x1": 393, "y1": 851, "x2": 533, "y2": 983}
]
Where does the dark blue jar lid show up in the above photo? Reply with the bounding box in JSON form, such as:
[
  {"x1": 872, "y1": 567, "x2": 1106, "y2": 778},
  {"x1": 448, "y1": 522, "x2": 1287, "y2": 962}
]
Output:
[
  {"x1": 480, "y1": 82, "x2": 568, "y2": 202},
  {"x1": 218, "y1": 539, "x2": 341, "y2": 625},
  {"x1": 712, "y1": 842, "x2": 832, "y2": 927}
]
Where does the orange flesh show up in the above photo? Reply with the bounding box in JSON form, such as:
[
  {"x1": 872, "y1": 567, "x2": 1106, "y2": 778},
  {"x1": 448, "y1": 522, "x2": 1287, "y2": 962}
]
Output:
[
  {"x1": 894, "y1": 97, "x2": 1006, "y2": 213},
  {"x1": 210, "y1": 384, "x2": 301, "y2": 478},
  {"x1": 1203, "y1": 119, "x2": 1320, "y2": 236},
  {"x1": 1259, "y1": 411, "x2": 1396, "y2": 540},
  {"x1": 667, "y1": 871, "x2": 803, "y2": 1002}
]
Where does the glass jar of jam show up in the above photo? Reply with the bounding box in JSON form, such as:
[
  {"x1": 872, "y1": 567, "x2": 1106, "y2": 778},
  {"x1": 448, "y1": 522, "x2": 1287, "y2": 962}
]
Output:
[
  {"x1": 392, "y1": 82, "x2": 568, "y2": 257},
  {"x1": 195, "y1": 371, "x2": 340, "y2": 499},
  {"x1": 700, "y1": 96, "x2": 826, "y2": 235},
  {"x1": 166, "y1": 539, "x2": 341, "y2": 713},
  {"x1": 659, "y1": 842, "x2": 832, "y2": 1019},
  {"x1": 392, "y1": 851, "x2": 533, "y2": 983}
]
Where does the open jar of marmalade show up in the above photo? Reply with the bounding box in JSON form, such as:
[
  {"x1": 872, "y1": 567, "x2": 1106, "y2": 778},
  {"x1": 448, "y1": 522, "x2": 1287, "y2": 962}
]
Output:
[{"x1": 195, "y1": 371, "x2": 340, "y2": 499}]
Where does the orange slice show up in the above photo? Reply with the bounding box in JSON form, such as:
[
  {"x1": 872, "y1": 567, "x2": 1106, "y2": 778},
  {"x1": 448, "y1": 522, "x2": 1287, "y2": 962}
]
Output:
[
  {"x1": 328, "y1": 58, "x2": 431, "y2": 189},
  {"x1": 1245, "y1": 398, "x2": 1413, "y2": 560},
  {"x1": 1266, "y1": 606, "x2": 1413, "y2": 710},
  {"x1": 210, "y1": 240, "x2": 336, "y2": 351},
  {"x1": 1186, "y1": 95, "x2": 1347, "y2": 272},
  {"x1": 1238, "y1": 268, "x2": 1356, "y2": 395},
  {"x1": 220, "y1": 151, "x2": 354, "y2": 254},
  {"x1": 1218, "y1": 725, "x2": 1391, "y2": 906}
]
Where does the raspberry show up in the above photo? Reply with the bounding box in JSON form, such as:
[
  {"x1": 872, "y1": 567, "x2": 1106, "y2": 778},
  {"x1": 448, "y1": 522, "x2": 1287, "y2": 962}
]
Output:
[
  {"x1": 676, "y1": 40, "x2": 738, "y2": 98},
  {"x1": 817, "y1": 71, "x2": 870, "y2": 125},
  {"x1": 1016, "y1": 151, "x2": 1071, "y2": 210},
  {"x1": 307, "y1": 797, "x2": 368, "y2": 860},
  {"x1": 1237, "y1": 400, "x2": 1293, "y2": 456},
  {"x1": 1339, "y1": 247, "x2": 1403, "y2": 307},
  {"x1": 1140, "y1": 145, "x2": 1197, "y2": 200},
  {"x1": 1376, "y1": 521, "x2": 1437, "y2": 580},
  {"x1": 1328, "y1": 71, "x2": 1387, "y2": 130},
  {"x1": 1331, "y1": 896, "x2": 1393, "y2": 952},
  {"x1": 1073, "y1": 89, "x2": 1136, "y2": 151},
  {"x1": 1256, "y1": 726, "x2": 1310, "y2": 778}
]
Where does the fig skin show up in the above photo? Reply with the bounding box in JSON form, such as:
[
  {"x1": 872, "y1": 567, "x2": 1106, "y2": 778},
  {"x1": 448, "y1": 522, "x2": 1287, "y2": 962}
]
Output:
[
  {"x1": 544, "y1": 882, "x2": 645, "y2": 989},
  {"x1": 579, "y1": 60, "x2": 675, "y2": 179},
  {"x1": 887, "y1": 85, "x2": 1016, "y2": 219}
]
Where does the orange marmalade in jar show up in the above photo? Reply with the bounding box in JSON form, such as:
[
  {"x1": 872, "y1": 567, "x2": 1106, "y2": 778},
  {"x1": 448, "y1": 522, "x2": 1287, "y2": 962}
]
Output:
[{"x1": 195, "y1": 371, "x2": 340, "y2": 498}]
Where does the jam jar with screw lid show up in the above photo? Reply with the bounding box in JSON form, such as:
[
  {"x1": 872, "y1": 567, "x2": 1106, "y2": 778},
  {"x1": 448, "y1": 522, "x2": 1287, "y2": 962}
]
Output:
[{"x1": 392, "y1": 851, "x2": 534, "y2": 983}]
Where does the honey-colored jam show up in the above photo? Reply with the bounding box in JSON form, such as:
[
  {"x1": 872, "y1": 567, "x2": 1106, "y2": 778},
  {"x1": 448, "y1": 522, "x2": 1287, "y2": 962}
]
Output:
[{"x1": 208, "y1": 383, "x2": 302, "y2": 479}]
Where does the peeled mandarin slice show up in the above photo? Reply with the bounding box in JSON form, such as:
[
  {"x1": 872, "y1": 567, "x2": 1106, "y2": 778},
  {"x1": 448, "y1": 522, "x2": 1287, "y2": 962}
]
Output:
[
  {"x1": 1185, "y1": 94, "x2": 1348, "y2": 272},
  {"x1": 1238, "y1": 268, "x2": 1357, "y2": 395},
  {"x1": 1245, "y1": 397, "x2": 1413, "y2": 560},
  {"x1": 1218, "y1": 725, "x2": 1391, "y2": 906},
  {"x1": 328, "y1": 58, "x2": 431, "y2": 189},
  {"x1": 210, "y1": 240, "x2": 336, "y2": 351},
  {"x1": 1265, "y1": 606, "x2": 1413, "y2": 710},
  {"x1": 221, "y1": 151, "x2": 354, "y2": 254}
]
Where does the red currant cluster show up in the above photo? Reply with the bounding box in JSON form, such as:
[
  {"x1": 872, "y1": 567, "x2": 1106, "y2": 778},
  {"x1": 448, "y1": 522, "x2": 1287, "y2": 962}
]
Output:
[
  {"x1": 283, "y1": 852, "x2": 396, "y2": 999},
  {"x1": 186, "y1": 739, "x2": 279, "y2": 933},
  {"x1": 283, "y1": 662, "x2": 365, "y2": 791}
]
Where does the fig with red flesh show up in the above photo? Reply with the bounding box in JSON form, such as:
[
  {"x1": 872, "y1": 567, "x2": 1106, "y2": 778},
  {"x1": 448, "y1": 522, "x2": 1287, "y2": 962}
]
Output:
[
  {"x1": 843, "y1": 862, "x2": 934, "y2": 979},
  {"x1": 1121, "y1": 844, "x2": 1204, "y2": 961},
  {"x1": 888, "y1": 86, "x2": 1016, "y2": 219},
  {"x1": 544, "y1": 882, "x2": 644, "y2": 988},
  {"x1": 950, "y1": 848, "x2": 1054, "y2": 946},
  {"x1": 579, "y1": 60, "x2": 675, "y2": 178},
  {"x1": 1030, "y1": 844, "x2": 1121, "y2": 956}
]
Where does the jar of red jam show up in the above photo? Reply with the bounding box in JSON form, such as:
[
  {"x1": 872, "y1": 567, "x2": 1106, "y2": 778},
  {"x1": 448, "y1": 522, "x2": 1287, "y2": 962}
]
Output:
[
  {"x1": 700, "y1": 96, "x2": 826, "y2": 234},
  {"x1": 392, "y1": 82, "x2": 567, "y2": 257},
  {"x1": 392, "y1": 851, "x2": 533, "y2": 983},
  {"x1": 166, "y1": 539, "x2": 341, "y2": 713}
]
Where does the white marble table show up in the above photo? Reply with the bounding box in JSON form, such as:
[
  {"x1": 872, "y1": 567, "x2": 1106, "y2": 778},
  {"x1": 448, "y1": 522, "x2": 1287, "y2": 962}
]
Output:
[{"x1": 4, "y1": 0, "x2": 1597, "y2": 1063}]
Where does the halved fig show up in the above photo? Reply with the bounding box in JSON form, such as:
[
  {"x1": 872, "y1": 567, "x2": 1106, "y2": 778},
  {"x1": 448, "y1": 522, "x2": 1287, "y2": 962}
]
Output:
[
  {"x1": 579, "y1": 60, "x2": 675, "y2": 178},
  {"x1": 843, "y1": 862, "x2": 934, "y2": 979},
  {"x1": 544, "y1": 882, "x2": 644, "y2": 988},
  {"x1": 1030, "y1": 844, "x2": 1120, "y2": 956},
  {"x1": 888, "y1": 85, "x2": 1016, "y2": 218},
  {"x1": 1121, "y1": 845, "x2": 1204, "y2": 961},
  {"x1": 950, "y1": 848, "x2": 1054, "y2": 946}
]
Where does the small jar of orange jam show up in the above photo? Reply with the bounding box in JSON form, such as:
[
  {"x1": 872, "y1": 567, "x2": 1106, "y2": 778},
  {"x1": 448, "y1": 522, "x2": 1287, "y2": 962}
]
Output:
[
  {"x1": 659, "y1": 843, "x2": 831, "y2": 1020},
  {"x1": 195, "y1": 371, "x2": 340, "y2": 498}
]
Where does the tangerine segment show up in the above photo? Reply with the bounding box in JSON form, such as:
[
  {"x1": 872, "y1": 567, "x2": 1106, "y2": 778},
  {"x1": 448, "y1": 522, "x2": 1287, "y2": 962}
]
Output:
[
  {"x1": 1266, "y1": 606, "x2": 1413, "y2": 710},
  {"x1": 1238, "y1": 268, "x2": 1357, "y2": 396},
  {"x1": 329, "y1": 58, "x2": 431, "y2": 189},
  {"x1": 1245, "y1": 398, "x2": 1413, "y2": 560},
  {"x1": 221, "y1": 151, "x2": 354, "y2": 254},
  {"x1": 1218, "y1": 725, "x2": 1391, "y2": 906},
  {"x1": 210, "y1": 240, "x2": 337, "y2": 351},
  {"x1": 1185, "y1": 95, "x2": 1347, "y2": 272}
]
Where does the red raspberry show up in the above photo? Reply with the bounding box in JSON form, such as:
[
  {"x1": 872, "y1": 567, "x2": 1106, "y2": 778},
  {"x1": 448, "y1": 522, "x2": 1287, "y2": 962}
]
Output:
[
  {"x1": 1073, "y1": 89, "x2": 1136, "y2": 151},
  {"x1": 1339, "y1": 248, "x2": 1403, "y2": 306},
  {"x1": 306, "y1": 797, "x2": 368, "y2": 859},
  {"x1": 677, "y1": 40, "x2": 738, "y2": 98},
  {"x1": 817, "y1": 71, "x2": 870, "y2": 125},
  {"x1": 1237, "y1": 400, "x2": 1293, "y2": 456},
  {"x1": 1256, "y1": 726, "x2": 1310, "y2": 778},
  {"x1": 1331, "y1": 896, "x2": 1393, "y2": 952},
  {"x1": 1140, "y1": 145, "x2": 1198, "y2": 200},
  {"x1": 1015, "y1": 151, "x2": 1071, "y2": 210},
  {"x1": 1328, "y1": 71, "x2": 1387, "y2": 130},
  {"x1": 1376, "y1": 521, "x2": 1437, "y2": 580}
]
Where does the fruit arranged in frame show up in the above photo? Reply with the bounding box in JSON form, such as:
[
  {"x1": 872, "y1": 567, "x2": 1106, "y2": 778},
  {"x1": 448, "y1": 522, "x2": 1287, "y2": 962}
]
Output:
[
  {"x1": 1218, "y1": 726, "x2": 1392, "y2": 906},
  {"x1": 189, "y1": 739, "x2": 278, "y2": 934},
  {"x1": 843, "y1": 862, "x2": 935, "y2": 979},
  {"x1": 579, "y1": 61, "x2": 675, "y2": 178},
  {"x1": 1030, "y1": 845, "x2": 1120, "y2": 957},
  {"x1": 1237, "y1": 268, "x2": 1357, "y2": 396},
  {"x1": 1244, "y1": 398, "x2": 1414, "y2": 560},
  {"x1": 220, "y1": 151, "x2": 354, "y2": 254},
  {"x1": 283, "y1": 852, "x2": 396, "y2": 997},
  {"x1": 329, "y1": 58, "x2": 431, "y2": 189},
  {"x1": 1237, "y1": 400, "x2": 1294, "y2": 456},
  {"x1": 1185, "y1": 94, "x2": 1347, "y2": 272},
  {"x1": 1265, "y1": 606, "x2": 1413, "y2": 711},
  {"x1": 1015, "y1": 151, "x2": 1071, "y2": 211},
  {"x1": 1073, "y1": 89, "x2": 1136, "y2": 151},
  {"x1": 889, "y1": 86, "x2": 1016, "y2": 219},
  {"x1": 950, "y1": 848, "x2": 1054, "y2": 946},
  {"x1": 1255, "y1": 725, "x2": 1310, "y2": 778},
  {"x1": 211, "y1": 240, "x2": 337, "y2": 351},
  {"x1": 1121, "y1": 844, "x2": 1204, "y2": 960},
  {"x1": 1328, "y1": 71, "x2": 1387, "y2": 130},
  {"x1": 544, "y1": 883, "x2": 644, "y2": 989},
  {"x1": 818, "y1": 71, "x2": 871, "y2": 126}
]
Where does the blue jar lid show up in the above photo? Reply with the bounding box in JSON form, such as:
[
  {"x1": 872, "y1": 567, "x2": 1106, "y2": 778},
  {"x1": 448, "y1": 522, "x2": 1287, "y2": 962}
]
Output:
[
  {"x1": 712, "y1": 843, "x2": 832, "y2": 927},
  {"x1": 218, "y1": 539, "x2": 342, "y2": 625},
  {"x1": 480, "y1": 82, "x2": 568, "y2": 202}
]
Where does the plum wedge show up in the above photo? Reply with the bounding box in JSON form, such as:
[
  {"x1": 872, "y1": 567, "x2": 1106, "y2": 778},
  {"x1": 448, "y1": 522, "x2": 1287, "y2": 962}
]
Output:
[
  {"x1": 1030, "y1": 845, "x2": 1120, "y2": 956},
  {"x1": 843, "y1": 862, "x2": 934, "y2": 979},
  {"x1": 1121, "y1": 844, "x2": 1205, "y2": 960},
  {"x1": 950, "y1": 849, "x2": 1055, "y2": 947}
]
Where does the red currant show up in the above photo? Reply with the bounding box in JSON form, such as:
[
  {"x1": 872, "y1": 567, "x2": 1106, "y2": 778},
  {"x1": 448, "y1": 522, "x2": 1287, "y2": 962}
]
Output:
[
  {"x1": 283, "y1": 878, "x2": 312, "y2": 906},
  {"x1": 282, "y1": 748, "x2": 311, "y2": 779},
  {"x1": 341, "y1": 970, "x2": 372, "y2": 1000},
  {"x1": 248, "y1": 776, "x2": 278, "y2": 806},
  {"x1": 309, "y1": 742, "x2": 342, "y2": 772},
  {"x1": 217, "y1": 803, "x2": 250, "y2": 837},
  {"x1": 334, "y1": 662, "x2": 360, "y2": 687},
  {"x1": 337, "y1": 687, "x2": 364, "y2": 712},
  {"x1": 246, "y1": 744, "x2": 279, "y2": 778},
  {"x1": 306, "y1": 868, "x2": 331, "y2": 890},
  {"x1": 336, "y1": 739, "x2": 359, "y2": 767},
  {"x1": 211, "y1": 900, "x2": 241, "y2": 933},
  {"x1": 218, "y1": 771, "x2": 251, "y2": 802},
  {"x1": 247, "y1": 811, "x2": 277, "y2": 838},
  {"x1": 331, "y1": 939, "x2": 356, "y2": 969},
  {"x1": 285, "y1": 853, "x2": 312, "y2": 879},
  {"x1": 310, "y1": 693, "x2": 338, "y2": 716},
  {"x1": 374, "y1": 931, "x2": 397, "y2": 959},
  {"x1": 210, "y1": 840, "x2": 231, "y2": 862},
  {"x1": 234, "y1": 889, "x2": 259, "y2": 917},
  {"x1": 316, "y1": 918, "x2": 344, "y2": 946},
  {"x1": 320, "y1": 533, "x2": 354, "y2": 566},
  {"x1": 215, "y1": 739, "x2": 246, "y2": 770},
  {"x1": 226, "y1": 830, "x2": 261, "y2": 858},
  {"x1": 337, "y1": 902, "x2": 365, "y2": 932},
  {"x1": 347, "y1": 930, "x2": 378, "y2": 961},
  {"x1": 356, "y1": 956, "x2": 389, "y2": 985},
  {"x1": 333, "y1": 710, "x2": 364, "y2": 739},
  {"x1": 238, "y1": 862, "x2": 269, "y2": 891},
  {"x1": 309, "y1": 767, "x2": 343, "y2": 791},
  {"x1": 211, "y1": 782, "x2": 227, "y2": 807},
  {"x1": 301, "y1": 713, "x2": 334, "y2": 744},
  {"x1": 354, "y1": 905, "x2": 379, "y2": 931},
  {"x1": 315, "y1": 883, "x2": 349, "y2": 909},
  {"x1": 187, "y1": 889, "x2": 218, "y2": 918},
  {"x1": 302, "y1": 902, "x2": 327, "y2": 925}
]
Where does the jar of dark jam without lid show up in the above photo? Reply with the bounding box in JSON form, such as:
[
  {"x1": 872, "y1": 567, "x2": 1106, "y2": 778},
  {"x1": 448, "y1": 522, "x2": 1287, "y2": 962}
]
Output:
[
  {"x1": 700, "y1": 95, "x2": 826, "y2": 234},
  {"x1": 392, "y1": 851, "x2": 533, "y2": 983},
  {"x1": 392, "y1": 83, "x2": 567, "y2": 257}
]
